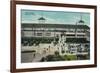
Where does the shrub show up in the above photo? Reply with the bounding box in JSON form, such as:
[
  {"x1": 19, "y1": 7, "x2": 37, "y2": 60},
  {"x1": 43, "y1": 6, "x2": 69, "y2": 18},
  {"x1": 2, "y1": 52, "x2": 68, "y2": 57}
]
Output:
[
  {"x1": 54, "y1": 51, "x2": 59, "y2": 56},
  {"x1": 61, "y1": 50, "x2": 65, "y2": 53},
  {"x1": 40, "y1": 57, "x2": 46, "y2": 62}
]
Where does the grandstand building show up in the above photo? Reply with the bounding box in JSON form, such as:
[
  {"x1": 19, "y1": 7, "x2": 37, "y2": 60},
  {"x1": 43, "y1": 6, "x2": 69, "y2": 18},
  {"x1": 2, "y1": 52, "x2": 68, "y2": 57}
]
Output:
[{"x1": 21, "y1": 17, "x2": 90, "y2": 62}]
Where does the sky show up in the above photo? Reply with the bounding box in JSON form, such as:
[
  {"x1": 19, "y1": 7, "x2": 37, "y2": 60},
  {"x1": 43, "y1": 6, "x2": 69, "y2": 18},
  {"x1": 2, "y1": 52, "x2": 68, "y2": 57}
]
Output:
[{"x1": 21, "y1": 9, "x2": 90, "y2": 26}]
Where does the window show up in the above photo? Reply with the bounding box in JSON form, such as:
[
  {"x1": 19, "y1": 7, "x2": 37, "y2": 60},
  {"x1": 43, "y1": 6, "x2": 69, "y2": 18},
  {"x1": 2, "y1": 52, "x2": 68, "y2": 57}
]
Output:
[
  {"x1": 46, "y1": 33, "x2": 51, "y2": 36},
  {"x1": 37, "y1": 33, "x2": 42, "y2": 36},
  {"x1": 77, "y1": 29, "x2": 85, "y2": 33},
  {"x1": 69, "y1": 29, "x2": 75, "y2": 32}
]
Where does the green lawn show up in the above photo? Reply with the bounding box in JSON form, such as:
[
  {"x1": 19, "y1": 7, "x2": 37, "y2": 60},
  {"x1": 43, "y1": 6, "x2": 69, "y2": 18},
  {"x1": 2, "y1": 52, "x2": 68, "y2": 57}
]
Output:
[
  {"x1": 40, "y1": 54, "x2": 77, "y2": 62},
  {"x1": 63, "y1": 55, "x2": 77, "y2": 60}
]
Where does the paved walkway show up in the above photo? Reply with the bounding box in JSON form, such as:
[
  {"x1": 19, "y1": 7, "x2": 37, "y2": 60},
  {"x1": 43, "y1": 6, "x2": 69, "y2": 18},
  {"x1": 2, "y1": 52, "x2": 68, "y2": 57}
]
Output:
[{"x1": 32, "y1": 53, "x2": 48, "y2": 62}]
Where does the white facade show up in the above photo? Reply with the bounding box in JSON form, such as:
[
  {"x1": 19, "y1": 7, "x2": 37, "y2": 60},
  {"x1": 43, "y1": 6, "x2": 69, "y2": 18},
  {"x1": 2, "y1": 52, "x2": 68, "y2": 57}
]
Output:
[{"x1": 21, "y1": 23, "x2": 90, "y2": 57}]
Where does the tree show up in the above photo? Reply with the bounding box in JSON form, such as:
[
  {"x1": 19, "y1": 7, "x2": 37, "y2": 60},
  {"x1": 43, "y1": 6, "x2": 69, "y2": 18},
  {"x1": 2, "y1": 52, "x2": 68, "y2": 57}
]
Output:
[{"x1": 55, "y1": 51, "x2": 59, "y2": 56}]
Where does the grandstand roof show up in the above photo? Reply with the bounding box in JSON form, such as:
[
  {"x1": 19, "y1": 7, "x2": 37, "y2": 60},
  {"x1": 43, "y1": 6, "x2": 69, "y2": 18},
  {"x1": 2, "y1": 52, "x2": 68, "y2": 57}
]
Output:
[{"x1": 22, "y1": 23, "x2": 89, "y2": 29}]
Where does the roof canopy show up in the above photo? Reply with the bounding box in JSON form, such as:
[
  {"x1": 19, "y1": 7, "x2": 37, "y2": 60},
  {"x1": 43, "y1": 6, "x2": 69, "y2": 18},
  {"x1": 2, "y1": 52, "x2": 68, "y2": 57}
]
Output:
[{"x1": 22, "y1": 23, "x2": 90, "y2": 29}]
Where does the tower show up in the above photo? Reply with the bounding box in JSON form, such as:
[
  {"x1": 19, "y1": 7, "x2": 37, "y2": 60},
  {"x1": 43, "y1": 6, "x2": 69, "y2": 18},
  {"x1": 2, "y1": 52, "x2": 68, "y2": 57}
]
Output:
[
  {"x1": 37, "y1": 13, "x2": 46, "y2": 38},
  {"x1": 38, "y1": 12, "x2": 46, "y2": 24},
  {"x1": 75, "y1": 14, "x2": 85, "y2": 38},
  {"x1": 77, "y1": 14, "x2": 85, "y2": 25}
]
